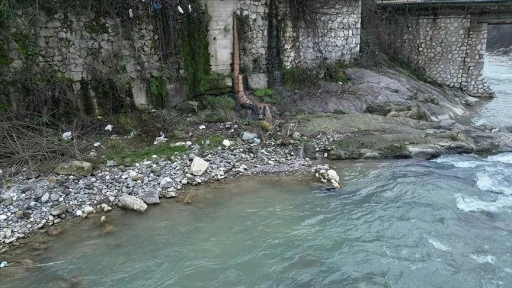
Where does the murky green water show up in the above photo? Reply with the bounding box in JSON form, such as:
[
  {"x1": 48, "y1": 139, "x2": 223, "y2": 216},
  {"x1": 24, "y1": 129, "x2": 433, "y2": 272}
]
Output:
[{"x1": 2, "y1": 154, "x2": 512, "y2": 288}]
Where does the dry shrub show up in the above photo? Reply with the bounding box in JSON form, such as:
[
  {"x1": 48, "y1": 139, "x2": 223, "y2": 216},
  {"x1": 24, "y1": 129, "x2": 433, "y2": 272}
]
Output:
[{"x1": 0, "y1": 112, "x2": 92, "y2": 175}]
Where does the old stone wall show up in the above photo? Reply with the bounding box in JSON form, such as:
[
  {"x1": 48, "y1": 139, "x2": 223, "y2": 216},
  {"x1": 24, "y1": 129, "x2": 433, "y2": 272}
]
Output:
[
  {"x1": 237, "y1": 0, "x2": 269, "y2": 74},
  {"x1": 281, "y1": 0, "x2": 362, "y2": 68},
  {"x1": 0, "y1": 2, "x2": 167, "y2": 113},
  {"x1": 236, "y1": 0, "x2": 362, "y2": 71},
  {"x1": 1, "y1": 0, "x2": 363, "y2": 114},
  {"x1": 377, "y1": 15, "x2": 492, "y2": 97}
]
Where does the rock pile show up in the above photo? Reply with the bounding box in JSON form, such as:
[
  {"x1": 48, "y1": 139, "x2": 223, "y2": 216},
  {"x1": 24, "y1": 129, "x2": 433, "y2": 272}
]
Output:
[
  {"x1": 0, "y1": 133, "x2": 313, "y2": 247},
  {"x1": 313, "y1": 165, "x2": 341, "y2": 188}
]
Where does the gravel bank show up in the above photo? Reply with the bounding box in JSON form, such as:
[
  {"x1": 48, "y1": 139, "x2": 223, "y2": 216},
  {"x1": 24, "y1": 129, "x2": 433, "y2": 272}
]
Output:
[{"x1": 0, "y1": 138, "x2": 313, "y2": 249}]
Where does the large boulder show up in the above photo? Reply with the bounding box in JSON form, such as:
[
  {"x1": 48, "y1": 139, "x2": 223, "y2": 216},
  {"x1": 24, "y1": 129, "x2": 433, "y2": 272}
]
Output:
[
  {"x1": 142, "y1": 190, "x2": 160, "y2": 205},
  {"x1": 189, "y1": 157, "x2": 209, "y2": 176},
  {"x1": 118, "y1": 195, "x2": 147, "y2": 212},
  {"x1": 55, "y1": 161, "x2": 93, "y2": 177}
]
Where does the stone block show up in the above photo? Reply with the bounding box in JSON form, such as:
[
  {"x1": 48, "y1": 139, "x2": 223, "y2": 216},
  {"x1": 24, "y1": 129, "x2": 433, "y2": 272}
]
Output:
[{"x1": 247, "y1": 73, "x2": 268, "y2": 90}]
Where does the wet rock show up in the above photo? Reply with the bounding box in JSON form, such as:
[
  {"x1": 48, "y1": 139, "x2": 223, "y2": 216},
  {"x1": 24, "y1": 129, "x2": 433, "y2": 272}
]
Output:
[
  {"x1": 183, "y1": 191, "x2": 198, "y2": 204},
  {"x1": 50, "y1": 204, "x2": 67, "y2": 216},
  {"x1": 55, "y1": 161, "x2": 93, "y2": 177},
  {"x1": 314, "y1": 165, "x2": 341, "y2": 188},
  {"x1": 21, "y1": 259, "x2": 34, "y2": 268},
  {"x1": 406, "y1": 144, "x2": 441, "y2": 159},
  {"x1": 164, "y1": 191, "x2": 177, "y2": 198},
  {"x1": 142, "y1": 190, "x2": 160, "y2": 205},
  {"x1": 189, "y1": 157, "x2": 209, "y2": 176},
  {"x1": 83, "y1": 206, "x2": 95, "y2": 216},
  {"x1": 101, "y1": 204, "x2": 112, "y2": 213},
  {"x1": 118, "y1": 195, "x2": 147, "y2": 212},
  {"x1": 47, "y1": 226, "x2": 63, "y2": 236}
]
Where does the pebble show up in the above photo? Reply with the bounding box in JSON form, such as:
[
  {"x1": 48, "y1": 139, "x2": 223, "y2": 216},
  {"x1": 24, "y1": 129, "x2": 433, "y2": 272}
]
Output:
[
  {"x1": 41, "y1": 193, "x2": 50, "y2": 203},
  {"x1": 50, "y1": 193, "x2": 60, "y2": 201}
]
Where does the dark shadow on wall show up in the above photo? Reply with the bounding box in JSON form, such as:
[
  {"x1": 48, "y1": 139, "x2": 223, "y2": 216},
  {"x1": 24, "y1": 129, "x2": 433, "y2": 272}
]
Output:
[{"x1": 487, "y1": 24, "x2": 512, "y2": 50}]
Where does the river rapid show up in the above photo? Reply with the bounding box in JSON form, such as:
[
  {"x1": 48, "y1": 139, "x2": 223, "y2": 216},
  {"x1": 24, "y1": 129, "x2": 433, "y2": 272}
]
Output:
[{"x1": 1, "y1": 57, "x2": 511, "y2": 288}]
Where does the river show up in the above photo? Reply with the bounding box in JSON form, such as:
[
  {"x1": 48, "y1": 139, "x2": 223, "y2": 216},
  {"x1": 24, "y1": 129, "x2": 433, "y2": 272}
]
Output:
[{"x1": 1, "y1": 57, "x2": 511, "y2": 288}]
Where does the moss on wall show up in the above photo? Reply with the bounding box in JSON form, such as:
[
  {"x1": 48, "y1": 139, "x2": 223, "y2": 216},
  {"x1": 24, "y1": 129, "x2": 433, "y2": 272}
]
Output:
[{"x1": 180, "y1": 1, "x2": 212, "y2": 96}]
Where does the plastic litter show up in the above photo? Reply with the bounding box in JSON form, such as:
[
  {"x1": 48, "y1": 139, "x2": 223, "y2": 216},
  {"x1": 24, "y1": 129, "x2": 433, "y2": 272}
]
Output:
[{"x1": 0, "y1": 261, "x2": 7, "y2": 268}]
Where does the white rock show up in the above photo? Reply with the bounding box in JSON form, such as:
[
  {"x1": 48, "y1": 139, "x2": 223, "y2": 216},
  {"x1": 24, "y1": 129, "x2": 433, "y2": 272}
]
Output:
[
  {"x1": 100, "y1": 216, "x2": 107, "y2": 223},
  {"x1": 62, "y1": 131, "x2": 72, "y2": 141},
  {"x1": 101, "y1": 204, "x2": 113, "y2": 213},
  {"x1": 84, "y1": 206, "x2": 95, "y2": 215},
  {"x1": 105, "y1": 124, "x2": 113, "y2": 131},
  {"x1": 189, "y1": 157, "x2": 210, "y2": 176},
  {"x1": 75, "y1": 210, "x2": 83, "y2": 217},
  {"x1": 199, "y1": 125, "x2": 206, "y2": 130},
  {"x1": 242, "y1": 132, "x2": 257, "y2": 142},
  {"x1": 0, "y1": 215, "x2": 7, "y2": 221},
  {"x1": 118, "y1": 195, "x2": 147, "y2": 212},
  {"x1": 160, "y1": 177, "x2": 173, "y2": 188},
  {"x1": 41, "y1": 193, "x2": 50, "y2": 203},
  {"x1": 164, "y1": 191, "x2": 177, "y2": 198},
  {"x1": 222, "y1": 139, "x2": 231, "y2": 147},
  {"x1": 327, "y1": 170, "x2": 339, "y2": 183},
  {"x1": 94, "y1": 142, "x2": 102, "y2": 147}
]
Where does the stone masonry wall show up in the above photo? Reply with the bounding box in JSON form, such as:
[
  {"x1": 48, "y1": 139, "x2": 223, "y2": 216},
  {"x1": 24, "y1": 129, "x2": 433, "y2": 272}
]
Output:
[
  {"x1": 378, "y1": 15, "x2": 492, "y2": 97},
  {"x1": 1, "y1": 0, "x2": 363, "y2": 113},
  {"x1": 236, "y1": 0, "x2": 361, "y2": 72},
  {"x1": 4, "y1": 4, "x2": 161, "y2": 109},
  {"x1": 237, "y1": 0, "x2": 269, "y2": 74},
  {"x1": 281, "y1": 0, "x2": 362, "y2": 68}
]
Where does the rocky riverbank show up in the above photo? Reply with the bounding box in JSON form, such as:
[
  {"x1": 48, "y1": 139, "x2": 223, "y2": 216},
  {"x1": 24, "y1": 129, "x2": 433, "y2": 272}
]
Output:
[
  {"x1": 2, "y1": 66, "x2": 512, "y2": 254},
  {"x1": 0, "y1": 135, "x2": 319, "y2": 250}
]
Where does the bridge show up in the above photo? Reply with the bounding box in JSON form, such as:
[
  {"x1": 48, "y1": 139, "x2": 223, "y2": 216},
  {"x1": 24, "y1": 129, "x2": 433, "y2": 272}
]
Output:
[{"x1": 374, "y1": 0, "x2": 512, "y2": 97}]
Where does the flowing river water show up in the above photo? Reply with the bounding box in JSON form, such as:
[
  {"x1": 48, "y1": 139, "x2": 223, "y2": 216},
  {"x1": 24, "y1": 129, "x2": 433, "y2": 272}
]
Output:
[{"x1": 2, "y1": 56, "x2": 512, "y2": 288}]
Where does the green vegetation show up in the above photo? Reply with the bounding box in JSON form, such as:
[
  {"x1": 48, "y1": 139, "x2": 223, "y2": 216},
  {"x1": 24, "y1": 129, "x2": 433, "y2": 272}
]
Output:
[
  {"x1": 180, "y1": 1, "x2": 212, "y2": 96},
  {"x1": 104, "y1": 140, "x2": 188, "y2": 163},
  {"x1": 255, "y1": 88, "x2": 283, "y2": 105},
  {"x1": 323, "y1": 62, "x2": 349, "y2": 83},
  {"x1": 282, "y1": 67, "x2": 317, "y2": 89},
  {"x1": 205, "y1": 95, "x2": 235, "y2": 110},
  {"x1": 149, "y1": 76, "x2": 168, "y2": 108},
  {"x1": 199, "y1": 73, "x2": 231, "y2": 94},
  {"x1": 198, "y1": 134, "x2": 226, "y2": 148},
  {"x1": 84, "y1": 18, "x2": 109, "y2": 35},
  {"x1": 259, "y1": 120, "x2": 272, "y2": 131}
]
